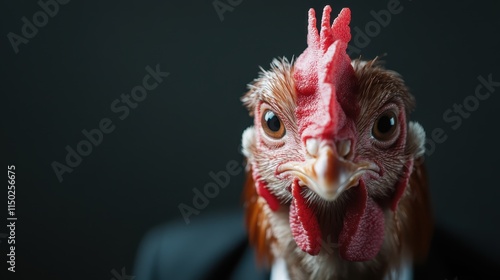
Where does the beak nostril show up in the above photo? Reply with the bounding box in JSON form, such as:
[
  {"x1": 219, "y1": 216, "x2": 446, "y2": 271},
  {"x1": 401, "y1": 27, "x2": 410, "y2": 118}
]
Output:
[
  {"x1": 337, "y1": 140, "x2": 351, "y2": 159},
  {"x1": 306, "y1": 138, "x2": 319, "y2": 156}
]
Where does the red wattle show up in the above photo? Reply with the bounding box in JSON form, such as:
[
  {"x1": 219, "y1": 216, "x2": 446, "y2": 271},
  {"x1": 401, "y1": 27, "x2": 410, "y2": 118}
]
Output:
[
  {"x1": 339, "y1": 182, "x2": 385, "y2": 261},
  {"x1": 256, "y1": 180, "x2": 281, "y2": 212},
  {"x1": 290, "y1": 181, "x2": 321, "y2": 255}
]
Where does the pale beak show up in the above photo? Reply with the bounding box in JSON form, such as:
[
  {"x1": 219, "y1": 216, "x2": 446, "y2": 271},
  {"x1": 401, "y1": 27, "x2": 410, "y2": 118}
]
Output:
[{"x1": 278, "y1": 141, "x2": 376, "y2": 201}]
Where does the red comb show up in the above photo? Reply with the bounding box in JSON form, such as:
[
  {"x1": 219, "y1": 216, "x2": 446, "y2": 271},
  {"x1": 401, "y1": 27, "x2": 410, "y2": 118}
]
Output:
[{"x1": 293, "y1": 6, "x2": 355, "y2": 141}]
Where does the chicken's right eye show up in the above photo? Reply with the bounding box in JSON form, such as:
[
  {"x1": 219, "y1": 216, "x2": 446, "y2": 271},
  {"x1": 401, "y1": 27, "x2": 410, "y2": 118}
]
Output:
[{"x1": 262, "y1": 110, "x2": 285, "y2": 139}]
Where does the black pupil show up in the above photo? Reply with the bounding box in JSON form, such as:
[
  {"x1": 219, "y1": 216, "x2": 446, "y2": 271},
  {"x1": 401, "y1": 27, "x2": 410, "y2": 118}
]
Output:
[
  {"x1": 377, "y1": 115, "x2": 395, "y2": 134},
  {"x1": 265, "y1": 111, "x2": 281, "y2": 132}
]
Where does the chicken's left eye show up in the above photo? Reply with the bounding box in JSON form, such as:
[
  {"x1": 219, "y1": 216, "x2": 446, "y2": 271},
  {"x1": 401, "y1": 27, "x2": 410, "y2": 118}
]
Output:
[
  {"x1": 262, "y1": 110, "x2": 285, "y2": 139},
  {"x1": 372, "y1": 110, "x2": 398, "y2": 141}
]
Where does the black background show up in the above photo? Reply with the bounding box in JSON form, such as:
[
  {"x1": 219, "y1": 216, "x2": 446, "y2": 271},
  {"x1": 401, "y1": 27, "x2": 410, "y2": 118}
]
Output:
[{"x1": 2, "y1": 0, "x2": 500, "y2": 279}]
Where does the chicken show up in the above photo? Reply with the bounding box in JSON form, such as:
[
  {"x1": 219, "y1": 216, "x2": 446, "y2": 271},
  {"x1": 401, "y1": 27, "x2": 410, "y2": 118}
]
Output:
[{"x1": 240, "y1": 5, "x2": 433, "y2": 280}]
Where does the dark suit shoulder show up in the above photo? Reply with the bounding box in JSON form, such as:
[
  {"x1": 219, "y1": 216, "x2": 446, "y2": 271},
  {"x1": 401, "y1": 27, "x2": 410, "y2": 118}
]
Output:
[{"x1": 133, "y1": 212, "x2": 269, "y2": 280}]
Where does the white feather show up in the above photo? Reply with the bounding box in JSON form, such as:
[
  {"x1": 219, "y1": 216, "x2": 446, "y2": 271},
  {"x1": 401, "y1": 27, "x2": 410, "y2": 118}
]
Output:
[{"x1": 407, "y1": 121, "x2": 426, "y2": 158}]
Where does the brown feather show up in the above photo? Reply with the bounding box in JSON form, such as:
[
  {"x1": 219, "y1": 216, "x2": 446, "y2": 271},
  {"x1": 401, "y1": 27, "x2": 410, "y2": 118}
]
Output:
[
  {"x1": 354, "y1": 58, "x2": 434, "y2": 264},
  {"x1": 242, "y1": 167, "x2": 274, "y2": 267},
  {"x1": 399, "y1": 160, "x2": 434, "y2": 262}
]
